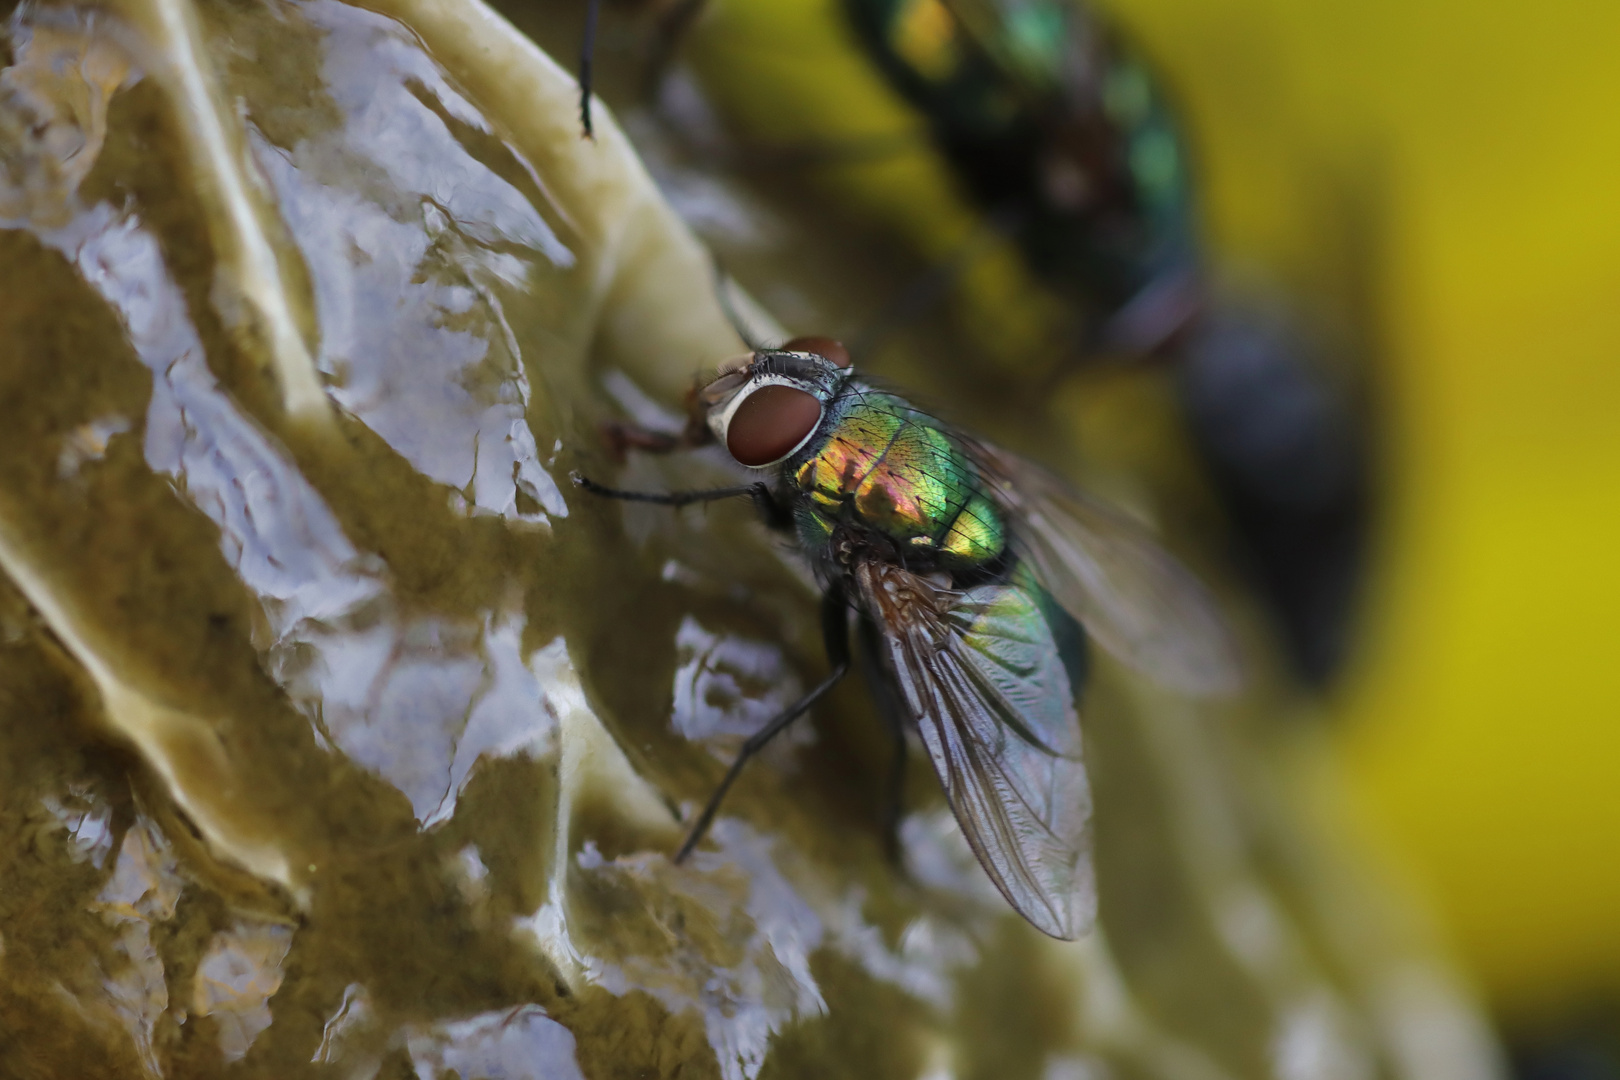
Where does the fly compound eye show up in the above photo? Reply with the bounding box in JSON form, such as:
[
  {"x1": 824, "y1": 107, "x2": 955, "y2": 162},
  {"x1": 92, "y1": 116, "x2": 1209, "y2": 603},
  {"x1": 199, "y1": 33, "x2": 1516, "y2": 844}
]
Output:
[
  {"x1": 780, "y1": 336, "x2": 851, "y2": 369},
  {"x1": 725, "y1": 384, "x2": 823, "y2": 467}
]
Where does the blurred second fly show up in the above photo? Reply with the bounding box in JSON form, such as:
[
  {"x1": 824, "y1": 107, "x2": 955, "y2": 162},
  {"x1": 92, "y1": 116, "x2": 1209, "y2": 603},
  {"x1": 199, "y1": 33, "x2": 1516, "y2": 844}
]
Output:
[{"x1": 844, "y1": 0, "x2": 1198, "y2": 351}]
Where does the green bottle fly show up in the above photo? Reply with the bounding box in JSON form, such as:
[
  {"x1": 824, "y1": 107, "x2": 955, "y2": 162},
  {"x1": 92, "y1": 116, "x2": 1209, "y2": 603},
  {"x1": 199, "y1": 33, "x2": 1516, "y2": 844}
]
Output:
[{"x1": 578, "y1": 338, "x2": 1240, "y2": 940}]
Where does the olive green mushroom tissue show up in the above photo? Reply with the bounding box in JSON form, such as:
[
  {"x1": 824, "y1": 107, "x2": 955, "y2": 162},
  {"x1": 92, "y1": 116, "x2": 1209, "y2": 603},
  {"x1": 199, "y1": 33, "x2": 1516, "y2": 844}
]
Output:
[{"x1": 0, "y1": 0, "x2": 1503, "y2": 1077}]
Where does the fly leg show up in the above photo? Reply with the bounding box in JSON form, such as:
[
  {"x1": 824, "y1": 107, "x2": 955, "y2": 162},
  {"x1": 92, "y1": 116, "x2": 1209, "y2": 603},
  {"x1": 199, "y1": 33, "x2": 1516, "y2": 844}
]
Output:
[
  {"x1": 859, "y1": 617, "x2": 909, "y2": 863},
  {"x1": 571, "y1": 473, "x2": 789, "y2": 528},
  {"x1": 674, "y1": 581, "x2": 851, "y2": 862}
]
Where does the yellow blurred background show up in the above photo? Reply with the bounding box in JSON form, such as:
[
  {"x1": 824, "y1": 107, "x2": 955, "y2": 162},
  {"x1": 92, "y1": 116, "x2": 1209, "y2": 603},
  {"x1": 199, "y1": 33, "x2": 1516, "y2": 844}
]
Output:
[
  {"x1": 1105, "y1": 0, "x2": 1620, "y2": 1029},
  {"x1": 1258, "y1": 0, "x2": 1620, "y2": 1026}
]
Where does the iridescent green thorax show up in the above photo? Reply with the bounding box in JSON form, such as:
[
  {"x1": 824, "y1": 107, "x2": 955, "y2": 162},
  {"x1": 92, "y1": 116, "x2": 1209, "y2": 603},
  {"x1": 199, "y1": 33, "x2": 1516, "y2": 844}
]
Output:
[{"x1": 789, "y1": 385, "x2": 1005, "y2": 569}]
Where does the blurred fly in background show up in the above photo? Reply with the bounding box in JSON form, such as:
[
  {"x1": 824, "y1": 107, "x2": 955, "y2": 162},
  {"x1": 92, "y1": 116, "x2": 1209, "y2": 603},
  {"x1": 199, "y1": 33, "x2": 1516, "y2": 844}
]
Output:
[{"x1": 842, "y1": 0, "x2": 1198, "y2": 351}]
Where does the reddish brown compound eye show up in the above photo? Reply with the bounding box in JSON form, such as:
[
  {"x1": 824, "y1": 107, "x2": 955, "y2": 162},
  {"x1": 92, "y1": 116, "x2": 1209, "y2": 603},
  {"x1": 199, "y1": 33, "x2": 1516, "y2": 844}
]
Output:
[
  {"x1": 726, "y1": 384, "x2": 823, "y2": 466},
  {"x1": 780, "y1": 336, "x2": 851, "y2": 368}
]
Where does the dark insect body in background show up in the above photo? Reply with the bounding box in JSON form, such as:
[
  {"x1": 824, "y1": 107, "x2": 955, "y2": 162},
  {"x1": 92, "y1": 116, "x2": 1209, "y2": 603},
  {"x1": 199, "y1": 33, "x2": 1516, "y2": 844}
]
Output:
[
  {"x1": 1178, "y1": 311, "x2": 1371, "y2": 686},
  {"x1": 577, "y1": 340, "x2": 1239, "y2": 939},
  {"x1": 843, "y1": 0, "x2": 1196, "y2": 328}
]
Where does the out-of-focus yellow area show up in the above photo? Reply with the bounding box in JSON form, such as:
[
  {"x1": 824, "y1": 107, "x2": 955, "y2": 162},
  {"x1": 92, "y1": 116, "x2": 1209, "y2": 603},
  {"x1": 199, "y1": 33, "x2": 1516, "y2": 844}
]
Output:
[
  {"x1": 691, "y1": 0, "x2": 1620, "y2": 1025},
  {"x1": 1104, "y1": 0, "x2": 1620, "y2": 1021}
]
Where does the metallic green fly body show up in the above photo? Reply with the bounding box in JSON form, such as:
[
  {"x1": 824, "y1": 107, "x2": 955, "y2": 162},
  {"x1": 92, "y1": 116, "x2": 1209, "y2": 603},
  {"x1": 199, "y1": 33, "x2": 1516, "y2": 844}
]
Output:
[{"x1": 576, "y1": 337, "x2": 1239, "y2": 940}]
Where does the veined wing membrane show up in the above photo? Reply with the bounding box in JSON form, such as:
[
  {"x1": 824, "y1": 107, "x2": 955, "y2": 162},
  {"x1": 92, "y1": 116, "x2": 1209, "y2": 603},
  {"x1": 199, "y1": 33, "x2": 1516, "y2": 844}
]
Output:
[
  {"x1": 855, "y1": 560, "x2": 1095, "y2": 940},
  {"x1": 971, "y1": 443, "x2": 1242, "y2": 696}
]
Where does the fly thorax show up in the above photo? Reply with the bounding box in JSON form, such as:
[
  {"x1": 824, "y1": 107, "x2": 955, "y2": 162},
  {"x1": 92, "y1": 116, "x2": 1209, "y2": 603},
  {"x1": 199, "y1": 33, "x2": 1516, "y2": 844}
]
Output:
[{"x1": 798, "y1": 395, "x2": 1007, "y2": 569}]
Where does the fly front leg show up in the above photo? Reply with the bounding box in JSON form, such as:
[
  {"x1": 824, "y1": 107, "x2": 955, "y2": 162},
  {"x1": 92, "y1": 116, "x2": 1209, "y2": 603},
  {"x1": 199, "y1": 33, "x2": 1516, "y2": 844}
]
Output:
[
  {"x1": 573, "y1": 473, "x2": 792, "y2": 530},
  {"x1": 573, "y1": 472, "x2": 768, "y2": 509},
  {"x1": 674, "y1": 580, "x2": 852, "y2": 862}
]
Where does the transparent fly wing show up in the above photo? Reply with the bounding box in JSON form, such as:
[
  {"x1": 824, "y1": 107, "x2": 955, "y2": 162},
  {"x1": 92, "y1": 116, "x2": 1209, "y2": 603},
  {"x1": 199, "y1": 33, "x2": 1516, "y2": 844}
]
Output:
[
  {"x1": 970, "y1": 442, "x2": 1243, "y2": 696},
  {"x1": 855, "y1": 560, "x2": 1095, "y2": 940}
]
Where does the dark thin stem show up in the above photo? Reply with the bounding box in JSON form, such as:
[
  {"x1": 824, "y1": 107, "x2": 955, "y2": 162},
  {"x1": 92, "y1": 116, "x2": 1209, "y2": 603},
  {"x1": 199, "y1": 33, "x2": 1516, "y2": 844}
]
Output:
[{"x1": 578, "y1": 0, "x2": 599, "y2": 139}]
